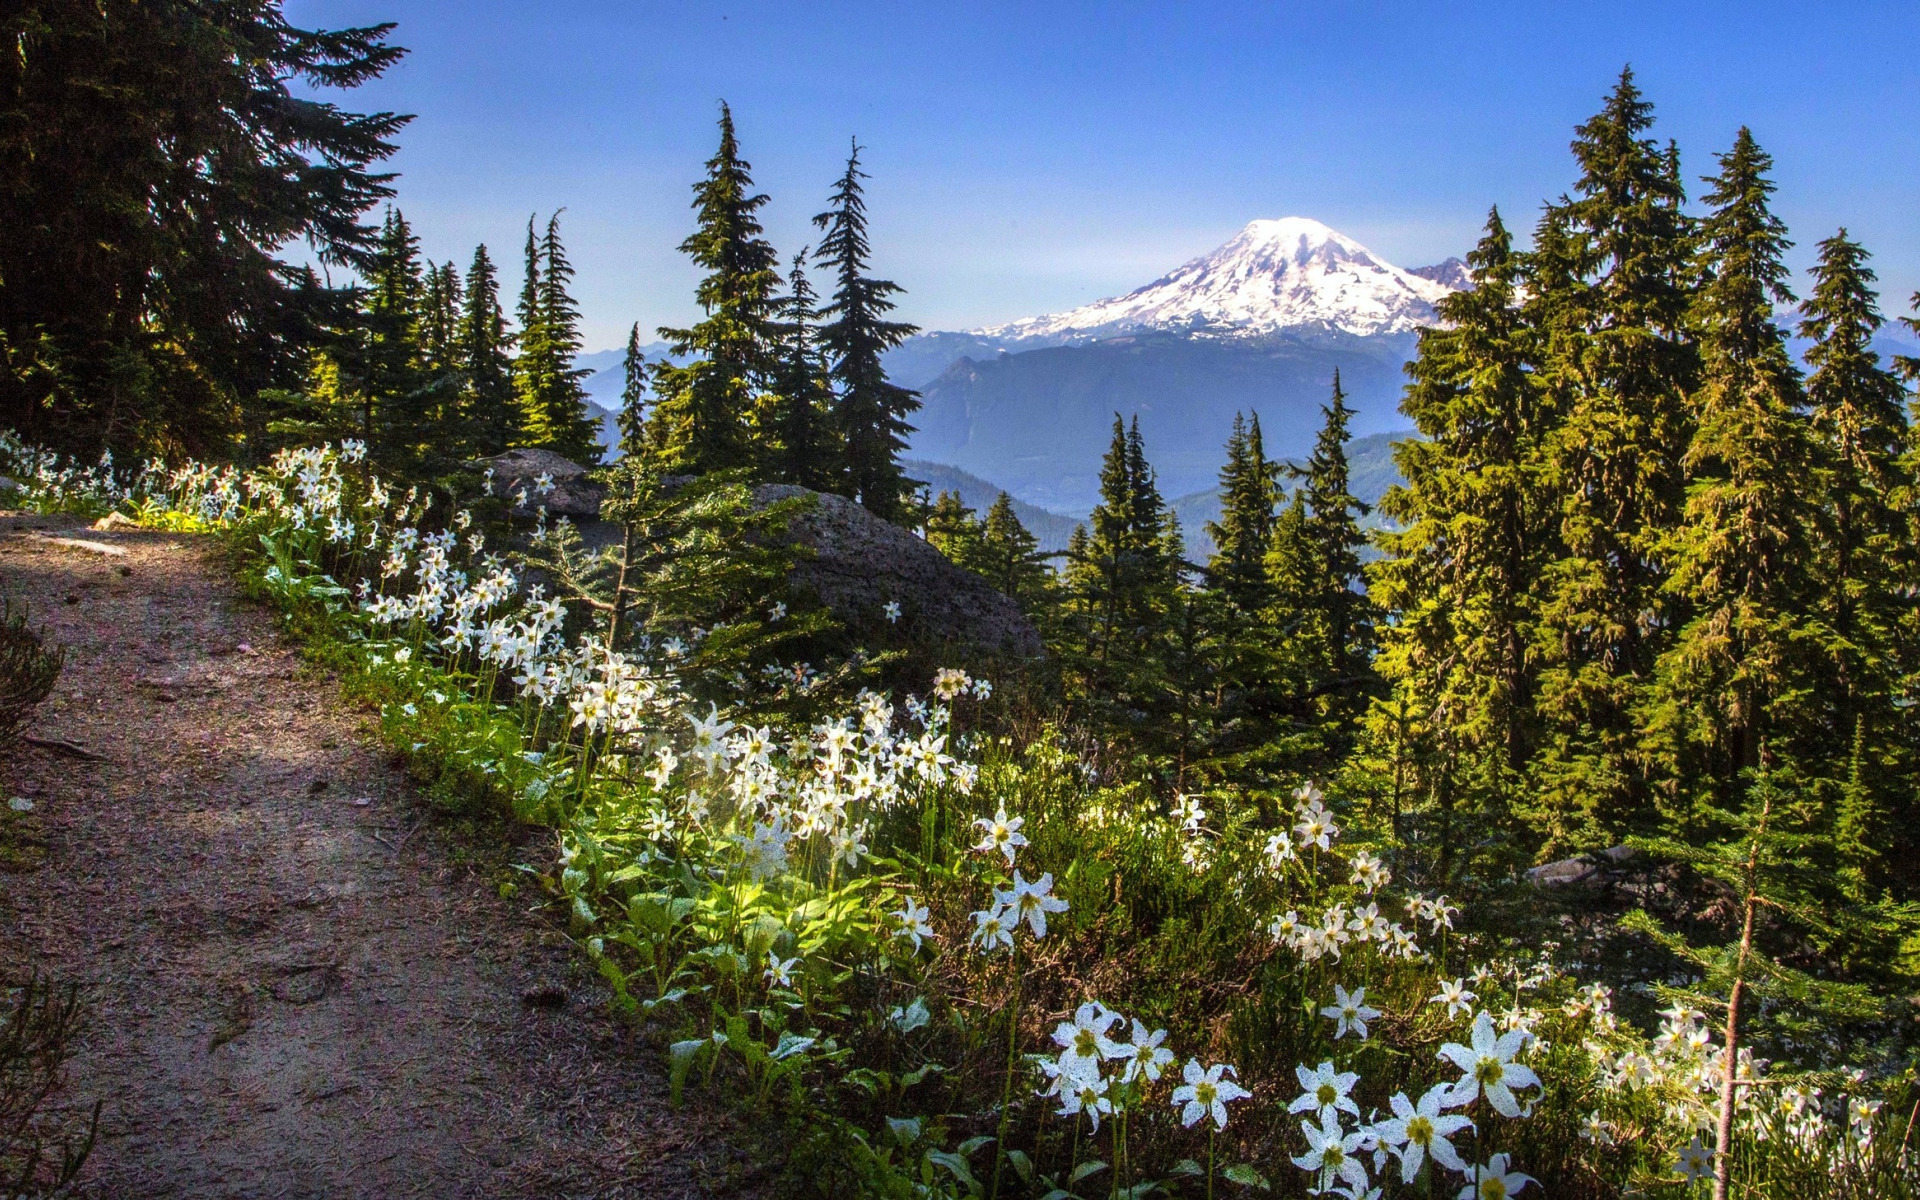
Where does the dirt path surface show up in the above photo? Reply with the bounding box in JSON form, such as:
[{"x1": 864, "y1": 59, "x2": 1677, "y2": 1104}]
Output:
[{"x1": 0, "y1": 517, "x2": 734, "y2": 1199}]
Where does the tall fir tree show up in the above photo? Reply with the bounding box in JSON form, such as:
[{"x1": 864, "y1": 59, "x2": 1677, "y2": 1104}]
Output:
[
  {"x1": 363, "y1": 206, "x2": 429, "y2": 466},
  {"x1": 457, "y1": 243, "x2": 519, "y2": 456},
  {"x1": 420, "y1": 261, "x2": 462, "y2": 371},
  {"x1": 1368, "y1": 208, "x2": 1560, "y2": 856},
  {"x1": 1530, "y1": 68, "x2": 1699, "y2": 842},
  {"x1": 0, "y1": 3, "x2": 406, "y2": 459},
  {"x1": 765, "y1": 251, "x2": 839, "y2": 489},
  {"x1": 1644, "y1": 128, "x2": 1818, "y2": 831},
  {"x1": 617, "y1": 323, "x2": 648, "y2": 459},
  {"x1": 1064, "y1": 416, "x2": 1186, "y2": 767},
  {"x1": 509, "y1": 214, "x2": 600, "y2": 464},
  {"x1": 1205, "y1": 412, "x2": 1278, "y2": 611},
  {"x1": 1798, "y1": 231, "x2": 1918, "y2": 894},
  {"x1": 972, "y1": 493, "x2": 1053, "y2": 611},
  {"x1": 813, "y1": 140, "x2": 920, "y2": 520},
  {"x1": 1299, "y1": 372, "x2": 1376, "y2": 684},
  {"x1": 924, "y1": 491, "x2": 981, "y2": 565},
  {"x1": 648, "y1": 103, "x2": 782, "y2": 476}
]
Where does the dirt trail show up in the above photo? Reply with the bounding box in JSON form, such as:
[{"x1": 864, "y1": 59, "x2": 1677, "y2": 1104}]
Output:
[{"x1": 0, "y1": 517, "x2": 732, "y2": 1199}]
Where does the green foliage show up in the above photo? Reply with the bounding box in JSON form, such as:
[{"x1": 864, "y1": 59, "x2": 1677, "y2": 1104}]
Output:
[
  {"x1": 763, "y1": 251, "x2": 842, "y2": 491},
  {"x1": 813, "y1": 140, "x2": 922, "y2": 521},
  {"x1": 647, "y1": 103, "x2": 783, "y2": 477},
  {"x1": 0, "y1": 0, "x2": 406, "y2": 459},
  {"x1": 514, "y1": 213, "x2": 603, "y2": 464}
]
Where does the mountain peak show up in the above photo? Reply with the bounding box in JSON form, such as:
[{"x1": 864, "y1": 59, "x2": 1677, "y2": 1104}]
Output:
[{"x1": 973, "y1": 217, "x2": 1453, "y2": 344}]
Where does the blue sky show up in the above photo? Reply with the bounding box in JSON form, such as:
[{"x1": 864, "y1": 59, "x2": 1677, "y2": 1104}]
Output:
[{"x1": 288, "y1": 1, "x2": 1920, "y2": 352}]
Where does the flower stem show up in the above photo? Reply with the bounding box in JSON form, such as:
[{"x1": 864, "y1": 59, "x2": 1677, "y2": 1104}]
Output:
[{"x1": 989, "y1": 957, "x2": 1021, "y2": 1200}]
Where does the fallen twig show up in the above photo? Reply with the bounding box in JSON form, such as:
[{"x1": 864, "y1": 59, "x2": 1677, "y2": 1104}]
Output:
[{"x1": 22, "y1": 735, "x2": 106, "y2": 762}]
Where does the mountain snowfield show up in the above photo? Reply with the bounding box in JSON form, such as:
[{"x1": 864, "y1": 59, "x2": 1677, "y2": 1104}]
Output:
[
  {"x1": 585, "y1": 218, "x2": 1459, "y2": 520},
  {"x1": 973, "y1": 217, "x2": 1455, "y2": 347}
]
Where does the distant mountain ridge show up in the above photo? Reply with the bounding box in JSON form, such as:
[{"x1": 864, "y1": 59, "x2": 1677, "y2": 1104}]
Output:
[
  {"x1": 974, "y1": 217, "x2": 1452, "y2": 347},
  {"x1": 877, "y1": 217, "x2": 1457, "y2": 513}
]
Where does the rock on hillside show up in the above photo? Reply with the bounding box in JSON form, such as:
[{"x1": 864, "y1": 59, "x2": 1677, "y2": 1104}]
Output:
[
  {"x1": 480, "y1": 448, "x2": 606, "y2": 519},
  {"x1": 478, "y1": 452, "x2": 1042, "y2": 657},
  {"x1": 757, "y1": 485, "x2": 1043, "y2": 658}
]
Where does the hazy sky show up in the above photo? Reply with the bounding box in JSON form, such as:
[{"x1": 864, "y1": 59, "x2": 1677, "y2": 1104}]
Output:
[{"x1": 286, "y1": 1, "x2": 1920, "y2": 352}]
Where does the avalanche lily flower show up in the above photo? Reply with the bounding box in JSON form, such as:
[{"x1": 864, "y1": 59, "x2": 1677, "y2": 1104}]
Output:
[
  {"x1": 1269, "y1": 910, "x2": 1301, "y2": 945},
  {"x1": 882, "y1": 599, "x2": 901, "y2": 623},
  {"x1": 1438, "y1": 1011, "x2": 1540, "y2": 1117},
  {"x1": 1579, "y1": 1111, "x2": 1615, "y2": 1146},
  {"x1": 1053, "y1": 1002, "x2": 1125, "y2": 1068},
  {"x1": 1172, "y1": 1059, "x2": 1250, "y2": 1130},
  {"x1": 1117, "y1": 1020, "x2": 1176, "y2": 1083},
  {"x1": 1322, "y1": 984, "x2": 1383, "y2": 1040},
  {"x1": 891, "y1": 897, "x2": 933, "y2": 951},
  {"x1": 687, "y1": 703, "x2": 737, "y2": 770},
  {"x1": 996, "y1": 870, "x2": 1069, "y2": 938},
  {"x1": 763, "y1": 952, "x2": 799, "y2": 989},
  {"x1": 971, "y1": 805, "x2": 1028, "y2": 866},
  {"x1": 1671, "y1": 1135, "x2": 1713, "y2": 1181},
  {"x1": 1373, "y1": 1083, "x2": 1473, "y2": 1183},
  {"x1": 1289, "y1": 1061, "x2": 1361, "y2": 1123},
  {"x1": 970, "y1": 904, "x2": 1015, "y2": 954},
  {"x1": 1431, "y1": 978, "x2": 1477, "y2": 1018},
  {"x1": 1058, "y1": 1071, "x2": 1113, "y2": 1131},
  {"x1": 1292, "y1": 1110, "x2": 1370, "y2": 1193},
  {"x1": 1456, "y1": 1153, "x2": 1534, "y2": 1199}
]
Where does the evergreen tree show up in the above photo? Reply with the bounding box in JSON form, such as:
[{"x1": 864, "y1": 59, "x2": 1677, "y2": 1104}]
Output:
[
  {"x1": 1299, "y1": 372, "x2": 1376, "y2": 684},
  {"x1": 1205, "y1": 412, "x2": 1278, "y2": 611},
  {"x1": 1063, "y1": 416, "x2": 1186, "y2": 767},
  {"x1": 515, "y1": 213, "x2": 601, "y2": 463},
  {"x1": 0, "y1": 2, "x2": 406, "y2": 458},
  {"x1": 924, "y1": 491, "x2": 981, "y2": 565},
  {"x1": 765, "y1": 251, "x2": 839, "y2": 489},
  {"x1": 813, "y1": 140, "x2": 920, "y2": 520},
  {"x1": 363, "y1": 206, "x2": 429, "y2": 466},
  {"x1": 617, "y1": 323, "x2": 648, "y2": 459},
  {"x1": 972, "y1": 494, "x2": 1053, "y2": 611},
  {"x1": 420, "y1": 261, "x2": 462, "y2": 372},
  {"x1": 1367, "y1": 208, "x2": 1560, "y2": 858},
  {"x1": 1798, "y1": 231, "x2": 1917, "y2": 893},
  {"x1": 1530, "y1": 68, "x2": 1698, "y2": 842},
  {"x1": 648, "y1": 103, "x2": 782, "y2": 476},
  {"x1": 1644, "y1": 128, "x2": 1818, "y2": 829},
  {"x1": 458, "y1": 243, "x2": 519, "y2": 456}
]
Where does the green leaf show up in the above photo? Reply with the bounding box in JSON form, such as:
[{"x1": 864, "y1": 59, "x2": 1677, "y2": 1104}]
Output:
[
  {"x1": 667, "y1": 1038, "x2": 705, "y2": 1107},
  {"x1": 957, "y1": 1135, "x2": 995, "y2": 1158},
  {"x1": 1223, "y1": 1164, "x2": 1270, "y2": 1190},
  {"x1": 1070, "y1": 1159, "x2": 1109, "y2": 1183},
  {"x1": 886, "y1": 1116, "x2": 922, "y2": 1146},
  {"x1": 1005, "y1": 1149, "x2": 1034, "y2": 1184},
  {"x1": 771, "y1": 1033, "x2": 816, "y2": 1060},
  {"x1": 1171, "y1": 1159, "x2": 1205, "y2": 1177},
  {"x1": 927, "y1": 1150, "x2": 981, "y2": 1197}
]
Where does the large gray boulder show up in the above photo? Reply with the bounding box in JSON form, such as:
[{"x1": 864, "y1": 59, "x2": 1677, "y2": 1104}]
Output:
[
  {"x1": 478, "y1": 449, "x2": 605, "y2": 519},
  {"x1": 756, "y1": 484, "x2": 1043, "y2": 657},
  {"x1": 480, "y1": 453, "x2": 1043, "y2": 657}
]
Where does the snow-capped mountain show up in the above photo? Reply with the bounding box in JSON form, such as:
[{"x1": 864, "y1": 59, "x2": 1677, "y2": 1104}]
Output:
[{"x1": 972, "y1": 217, "x2": 1454, "y2": 346}]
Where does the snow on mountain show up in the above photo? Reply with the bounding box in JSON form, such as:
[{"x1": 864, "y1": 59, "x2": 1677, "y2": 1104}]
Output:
[
  {"x1": 1408, "y1": 256, "x2": 1472, "y2": 292},
  {"x1": 971, "y1": 217, "x2": 1455, "y2": 345}
]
